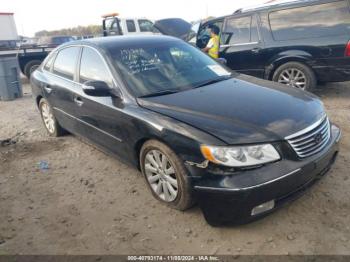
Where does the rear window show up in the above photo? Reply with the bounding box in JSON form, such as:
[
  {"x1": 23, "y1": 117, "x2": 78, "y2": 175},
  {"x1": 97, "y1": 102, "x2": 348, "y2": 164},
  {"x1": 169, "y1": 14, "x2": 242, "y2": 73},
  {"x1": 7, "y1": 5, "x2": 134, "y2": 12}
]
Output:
[
  {"x1": 53, "y1": 47, "x2": 80, "y2": 80},
  {"x1": 269, "y1": 1, "x2": 350, "y2": 41}
]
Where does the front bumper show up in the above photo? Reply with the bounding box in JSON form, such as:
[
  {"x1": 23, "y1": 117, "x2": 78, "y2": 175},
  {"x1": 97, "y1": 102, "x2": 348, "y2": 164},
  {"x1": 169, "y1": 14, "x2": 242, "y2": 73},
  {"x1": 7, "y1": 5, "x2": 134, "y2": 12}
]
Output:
[{"x1": 191, "y1": 125, "x2": 341, "y2": 226}]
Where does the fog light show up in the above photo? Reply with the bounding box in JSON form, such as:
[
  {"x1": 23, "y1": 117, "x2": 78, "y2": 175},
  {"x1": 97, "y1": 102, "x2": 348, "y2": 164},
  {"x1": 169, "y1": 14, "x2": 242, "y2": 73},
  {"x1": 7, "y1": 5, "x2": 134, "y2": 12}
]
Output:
[{"x1": 251, "y1": 200, "x2": 275, "y2": 216}]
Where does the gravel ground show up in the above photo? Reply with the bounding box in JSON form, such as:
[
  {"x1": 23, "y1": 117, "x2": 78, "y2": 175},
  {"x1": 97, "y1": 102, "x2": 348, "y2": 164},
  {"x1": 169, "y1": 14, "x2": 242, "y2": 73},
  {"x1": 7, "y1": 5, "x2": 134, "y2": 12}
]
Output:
[{"x1": 0, "y1": 80, "x2": 349, "y2": 255}]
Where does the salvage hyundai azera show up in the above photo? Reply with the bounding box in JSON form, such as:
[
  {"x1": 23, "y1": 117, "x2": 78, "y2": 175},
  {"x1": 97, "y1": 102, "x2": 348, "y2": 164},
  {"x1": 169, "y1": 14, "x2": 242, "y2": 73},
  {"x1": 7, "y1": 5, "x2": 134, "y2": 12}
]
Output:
[{"x1": 31, "y1": 36, "x2": 341, "y2": 226}]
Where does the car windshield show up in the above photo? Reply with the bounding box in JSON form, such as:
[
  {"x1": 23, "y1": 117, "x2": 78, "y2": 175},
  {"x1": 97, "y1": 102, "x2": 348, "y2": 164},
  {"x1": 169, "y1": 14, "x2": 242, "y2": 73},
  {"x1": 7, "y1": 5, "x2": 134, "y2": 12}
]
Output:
[{"x1": 110, "y1": 41, "x2": 233, "y2": 97}]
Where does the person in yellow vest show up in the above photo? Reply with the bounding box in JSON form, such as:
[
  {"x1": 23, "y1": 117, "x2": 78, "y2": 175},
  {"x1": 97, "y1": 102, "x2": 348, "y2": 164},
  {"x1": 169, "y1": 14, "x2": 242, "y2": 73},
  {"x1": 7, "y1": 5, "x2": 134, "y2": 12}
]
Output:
[{"x1": 202, "y1": 25, "x2": 220, "y2": 59}]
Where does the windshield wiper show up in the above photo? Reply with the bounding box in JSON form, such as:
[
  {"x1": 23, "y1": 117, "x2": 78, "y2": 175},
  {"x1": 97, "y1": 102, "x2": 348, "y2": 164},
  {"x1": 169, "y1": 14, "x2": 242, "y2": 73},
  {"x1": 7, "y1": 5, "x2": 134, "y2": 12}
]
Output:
[
  {"x1": 192, "y1": 75, "x2": 232, "y2": 89},
  {"x1": 138, "y1": 89, "x2": 179, "y2": 98}
]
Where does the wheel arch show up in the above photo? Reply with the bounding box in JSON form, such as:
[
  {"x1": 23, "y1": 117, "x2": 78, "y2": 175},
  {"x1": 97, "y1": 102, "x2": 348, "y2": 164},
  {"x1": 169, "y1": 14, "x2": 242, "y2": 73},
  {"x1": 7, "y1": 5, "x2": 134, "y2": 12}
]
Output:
[
  {"x1": 36, "y1": 95, "x2": 43, "y2": 108},
  {"x1": 265, "y1": 51, "x2": 314, "y2": 80},
  {"x1": 133, "y1": 136, "x2": 177, "y2": 171}
]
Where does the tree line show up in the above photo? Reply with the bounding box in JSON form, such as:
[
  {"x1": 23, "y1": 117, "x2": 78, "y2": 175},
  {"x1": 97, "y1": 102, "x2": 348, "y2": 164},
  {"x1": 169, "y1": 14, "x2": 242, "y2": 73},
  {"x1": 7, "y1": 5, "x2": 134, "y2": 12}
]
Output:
[{"x1": 35, "y1": 25, "x2": 102, "y2": 37}]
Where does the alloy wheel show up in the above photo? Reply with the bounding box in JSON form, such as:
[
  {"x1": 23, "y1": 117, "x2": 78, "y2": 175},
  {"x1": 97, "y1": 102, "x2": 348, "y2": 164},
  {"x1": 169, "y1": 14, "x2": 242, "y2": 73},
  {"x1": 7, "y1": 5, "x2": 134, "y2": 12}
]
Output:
[
  {"x1": 144, "y1": 150, "x2": 178, "y2": 202},
  {"x1": 41, "y1": 102, "x2": 55, "y2": 134},
  {"x1": 278, "y1": 68, "x2": 307, "y2": 90}
]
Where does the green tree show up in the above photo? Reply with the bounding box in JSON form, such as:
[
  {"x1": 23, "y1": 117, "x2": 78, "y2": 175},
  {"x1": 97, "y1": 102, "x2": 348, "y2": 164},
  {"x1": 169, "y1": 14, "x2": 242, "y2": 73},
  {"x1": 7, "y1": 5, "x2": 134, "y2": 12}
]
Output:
[{"x1": 35, "y1": 25, "x2": 102, "y2": 37}]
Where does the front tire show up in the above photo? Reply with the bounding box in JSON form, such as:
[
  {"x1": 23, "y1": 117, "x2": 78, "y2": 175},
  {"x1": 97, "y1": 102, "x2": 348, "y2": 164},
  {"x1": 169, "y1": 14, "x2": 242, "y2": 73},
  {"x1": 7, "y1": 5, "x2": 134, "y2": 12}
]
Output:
[
  {"x1": 140, "y1": 140, "x2": 194, "y2": 211},
  {"x1": 272, "y1": 62, "x2": 316, "y2": 91},
  {"x1": 39, "y1": 98, "x2": 65, "y2": 137}
]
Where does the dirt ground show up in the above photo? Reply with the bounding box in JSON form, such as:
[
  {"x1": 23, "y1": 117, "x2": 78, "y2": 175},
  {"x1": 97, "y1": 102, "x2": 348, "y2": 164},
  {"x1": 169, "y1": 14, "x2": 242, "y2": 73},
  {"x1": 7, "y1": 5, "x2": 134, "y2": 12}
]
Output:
[{"x1": 0, "y1": 80, "x2": 349, "y2": 255}]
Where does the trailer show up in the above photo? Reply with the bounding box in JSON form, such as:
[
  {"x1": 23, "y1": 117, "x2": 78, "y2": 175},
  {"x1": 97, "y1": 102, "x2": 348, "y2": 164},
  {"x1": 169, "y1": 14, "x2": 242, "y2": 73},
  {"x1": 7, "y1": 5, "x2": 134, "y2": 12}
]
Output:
[
  {"x1": 0, "y1": 47, "x2": 55, "y2": 78},
  {"x1": 0, "y1": 12, "x2": 52, "y2": 78}
]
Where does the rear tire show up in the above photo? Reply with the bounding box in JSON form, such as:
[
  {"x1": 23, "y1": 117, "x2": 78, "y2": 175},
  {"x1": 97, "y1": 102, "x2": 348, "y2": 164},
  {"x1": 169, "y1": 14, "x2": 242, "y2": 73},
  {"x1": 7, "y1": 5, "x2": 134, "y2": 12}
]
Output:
[
  {"x1": 140, "y1": 140, "x2": 194, "y2": 211},
  {"x1": 24, "y1": 60, "x2": 42, "y2": 79},
  {"x1": 39, "y1": 98, "x2": 66, "y2": 137},
  {"x1": 272, "y1": 62, "x2": 316, "y2": 91}
]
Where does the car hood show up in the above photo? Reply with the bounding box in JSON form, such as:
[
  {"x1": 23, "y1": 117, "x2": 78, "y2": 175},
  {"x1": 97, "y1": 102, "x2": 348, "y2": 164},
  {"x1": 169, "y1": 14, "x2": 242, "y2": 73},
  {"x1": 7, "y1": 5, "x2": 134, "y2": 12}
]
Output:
[
  {"x1": 154, "y1": 18, "x2": 194, "y2": 40},
  {"x1": 137, "y1": 75, "x2": 325, "y2": 145}
]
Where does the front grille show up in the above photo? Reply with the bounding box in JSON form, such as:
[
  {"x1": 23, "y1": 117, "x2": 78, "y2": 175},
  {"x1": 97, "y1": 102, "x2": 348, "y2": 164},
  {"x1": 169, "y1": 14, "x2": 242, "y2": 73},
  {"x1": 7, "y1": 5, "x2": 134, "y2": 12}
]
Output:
[{"x1": 286, "y1": 116, "x2": 331, "y2": 158}]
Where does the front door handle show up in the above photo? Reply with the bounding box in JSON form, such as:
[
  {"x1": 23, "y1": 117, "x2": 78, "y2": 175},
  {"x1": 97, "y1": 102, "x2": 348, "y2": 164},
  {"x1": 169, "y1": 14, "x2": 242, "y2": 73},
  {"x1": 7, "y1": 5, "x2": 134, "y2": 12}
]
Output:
[
  {"x1": 43, "y1": 84, "x2": 52, "y2": 94},
  {"x1": 251, "y1": 47, "x2": 261, "y2": 54},
  {"x1": 74, "y1": 96, "x2": 84, "y2": 107}
]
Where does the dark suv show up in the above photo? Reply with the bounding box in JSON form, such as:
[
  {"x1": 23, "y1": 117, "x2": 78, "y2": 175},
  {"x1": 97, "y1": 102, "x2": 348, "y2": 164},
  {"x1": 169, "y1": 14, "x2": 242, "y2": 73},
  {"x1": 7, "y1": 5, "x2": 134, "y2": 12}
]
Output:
[
  {"x1": 201, "y1": 0, "x2": 350, "y2": 90},
  {"x1": 156, "y1": 0, "x2": 350, "y2": 91}
]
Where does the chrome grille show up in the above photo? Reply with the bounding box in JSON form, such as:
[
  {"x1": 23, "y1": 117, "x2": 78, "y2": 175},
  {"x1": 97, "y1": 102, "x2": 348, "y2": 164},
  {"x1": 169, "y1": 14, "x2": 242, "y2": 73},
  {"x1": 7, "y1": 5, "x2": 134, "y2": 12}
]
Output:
[{"x1": 285, "y1": 116, "x2": 331, "y2": 158}]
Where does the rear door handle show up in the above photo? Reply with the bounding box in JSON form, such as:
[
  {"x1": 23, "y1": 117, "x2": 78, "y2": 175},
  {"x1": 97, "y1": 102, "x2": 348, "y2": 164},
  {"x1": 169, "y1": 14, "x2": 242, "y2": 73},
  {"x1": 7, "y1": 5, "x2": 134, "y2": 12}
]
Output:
[
  {"x1": 251, "y1": 47, "x2": 261, "y2": 54},
  {"x1": 74, "y1": 96, "x2": 84, "y2": 107}
]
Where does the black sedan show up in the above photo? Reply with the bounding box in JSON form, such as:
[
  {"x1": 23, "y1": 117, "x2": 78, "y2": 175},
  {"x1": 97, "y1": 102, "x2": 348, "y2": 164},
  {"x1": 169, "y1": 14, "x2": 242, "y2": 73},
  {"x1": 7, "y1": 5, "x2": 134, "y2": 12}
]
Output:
[{"x1": 30, "y1": 35, "x2": 341, "y2": 226}]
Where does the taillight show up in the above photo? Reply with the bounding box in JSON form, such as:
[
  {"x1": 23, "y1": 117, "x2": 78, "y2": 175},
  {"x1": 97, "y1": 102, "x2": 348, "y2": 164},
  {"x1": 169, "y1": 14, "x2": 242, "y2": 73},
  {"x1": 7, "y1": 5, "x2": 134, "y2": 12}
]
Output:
[{"x1": 345, "y1": 41, "x2": 350, "y2": 57}]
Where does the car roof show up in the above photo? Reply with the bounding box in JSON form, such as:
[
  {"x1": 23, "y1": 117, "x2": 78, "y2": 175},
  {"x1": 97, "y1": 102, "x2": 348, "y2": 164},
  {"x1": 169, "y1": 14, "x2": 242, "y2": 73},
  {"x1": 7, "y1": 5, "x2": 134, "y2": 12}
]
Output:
[
  {"x1": 61, "y1": 35, "x2": 181, "y2": 50},
  {"x1": 204, "y1": 0, "x2": 338, "y2": 23},
  {"x1": 239, "y1": 0, "x2": 333, "y2": 13}
]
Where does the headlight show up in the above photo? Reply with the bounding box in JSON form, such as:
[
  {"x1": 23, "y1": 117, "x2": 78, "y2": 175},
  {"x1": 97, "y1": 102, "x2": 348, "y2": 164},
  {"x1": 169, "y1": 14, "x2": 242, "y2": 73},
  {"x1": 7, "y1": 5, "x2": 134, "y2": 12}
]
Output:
[{"x1": 200, "y1": 144, "x2": 280, "y2": 167}]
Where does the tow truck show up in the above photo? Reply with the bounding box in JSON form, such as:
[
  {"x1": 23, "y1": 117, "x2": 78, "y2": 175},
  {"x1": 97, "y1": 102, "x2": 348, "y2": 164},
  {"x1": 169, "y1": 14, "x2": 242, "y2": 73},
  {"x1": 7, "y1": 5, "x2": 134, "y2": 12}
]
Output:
[
  {"x1": 102, "y1": 13, "x2": 160, "y2": 36},
  {"x1": 2, "y1": 13, "x2": 192, "y2": 79},
  {"x1": 1, "y1": 13, "x2": 161, "y2": 79}
]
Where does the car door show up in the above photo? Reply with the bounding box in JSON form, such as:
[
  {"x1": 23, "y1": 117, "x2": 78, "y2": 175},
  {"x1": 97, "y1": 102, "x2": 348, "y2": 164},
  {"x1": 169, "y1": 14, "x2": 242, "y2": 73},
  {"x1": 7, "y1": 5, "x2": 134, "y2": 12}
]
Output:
[
  {"x1": 43, "y1": 46, "x2": 83, "y2": 133},
  {"x1": 196, "y1": 19, "x2": 224, "y2": 49},
  {"x1": 74, "y1": 46, "x2": 127, "y2": 156},
  {"x1": 220, "y1": 14, "x2": 265, "y2": 78}
]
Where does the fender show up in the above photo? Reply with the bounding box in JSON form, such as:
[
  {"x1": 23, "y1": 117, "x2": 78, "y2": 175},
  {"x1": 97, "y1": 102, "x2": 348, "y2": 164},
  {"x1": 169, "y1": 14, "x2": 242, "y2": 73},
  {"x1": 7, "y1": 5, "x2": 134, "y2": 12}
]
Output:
[{"x1": 264, "y1": 50, "x2": 314, "y2": 80}]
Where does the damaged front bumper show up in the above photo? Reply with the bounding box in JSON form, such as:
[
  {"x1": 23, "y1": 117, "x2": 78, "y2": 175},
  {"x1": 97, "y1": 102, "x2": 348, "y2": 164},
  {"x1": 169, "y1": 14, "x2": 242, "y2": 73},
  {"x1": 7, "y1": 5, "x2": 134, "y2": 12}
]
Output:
[{"x1": 186, "y1": 125, "x2": 341, "y2": 226}]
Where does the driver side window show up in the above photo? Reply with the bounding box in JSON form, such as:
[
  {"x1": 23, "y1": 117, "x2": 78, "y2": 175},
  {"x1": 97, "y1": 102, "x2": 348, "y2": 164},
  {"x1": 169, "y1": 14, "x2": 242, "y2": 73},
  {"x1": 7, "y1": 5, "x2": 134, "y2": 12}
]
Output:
[{"x1": 79, "y1": 47, "x2": 113, "y2": 87}]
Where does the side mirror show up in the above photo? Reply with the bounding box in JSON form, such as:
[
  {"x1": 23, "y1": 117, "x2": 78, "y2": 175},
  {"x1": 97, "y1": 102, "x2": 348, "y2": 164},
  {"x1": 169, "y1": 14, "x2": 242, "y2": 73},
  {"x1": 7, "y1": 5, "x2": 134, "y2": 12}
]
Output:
[{"x1": 82, "y1": 80, "x2": 115, "y2": 97}]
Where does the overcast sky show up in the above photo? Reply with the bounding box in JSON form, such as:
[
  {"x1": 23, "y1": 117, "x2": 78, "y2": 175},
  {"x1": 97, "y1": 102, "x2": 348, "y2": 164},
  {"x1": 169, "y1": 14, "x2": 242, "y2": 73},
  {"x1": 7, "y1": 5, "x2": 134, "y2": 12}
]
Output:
[{"x1": 3, "y1": 0, "x2": 265, "y2": 37}]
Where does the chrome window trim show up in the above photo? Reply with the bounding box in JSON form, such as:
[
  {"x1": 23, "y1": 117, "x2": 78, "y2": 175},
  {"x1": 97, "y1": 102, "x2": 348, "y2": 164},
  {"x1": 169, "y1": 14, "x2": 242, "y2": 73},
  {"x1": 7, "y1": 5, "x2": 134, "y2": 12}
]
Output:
[
  {"x1": 194, "y1": 168, "x2": 301, "y2": 192},
  {"x1": 42, "y1": 50, "x2": 58, "y2": 72},
  {"x1": 285, "y1": 114, "x2": 327, "y2": 140},
  {"x1": 221, "y1": 13, "x2": 261, "y2": 48},
  {"x1": 220, "y1": 42, "x2": 259, "y2": 48},
  {"x1": 53, "y1": 107, "x2": 123, "y2": 143},
  {"x1": 43, "y1": 69, "x2": 77, "y2": 85},
  {"x1": 43, "y1": 44, "x2": 123, "y2": 98}
]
